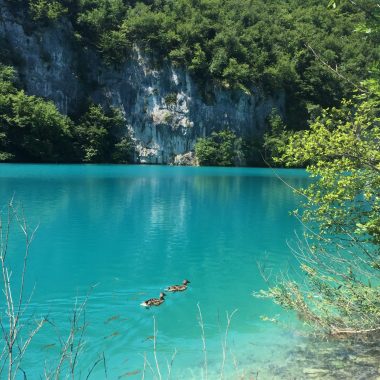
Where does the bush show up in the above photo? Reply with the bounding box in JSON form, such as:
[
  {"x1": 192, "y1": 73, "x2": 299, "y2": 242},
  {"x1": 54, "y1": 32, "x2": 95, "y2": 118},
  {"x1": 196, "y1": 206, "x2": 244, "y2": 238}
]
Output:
[
  {"x1": 74, "y1": 104, "x2": 126, "y2": 163},
  {"x1": 164, "y1": 93, "x2": 177, "y2": 106},
  {"x1": 29, "y1": 0, "x2": 68, "y2": 23},
  {"x1": 112, "y1": 136, "x2": 135, "y2": 163},
  {"x1": 195, "y1": 129, "x2": 243, "y2": 166},
  {"x1": 262, "y1": 108, "x2": 293, "y2": 166}
]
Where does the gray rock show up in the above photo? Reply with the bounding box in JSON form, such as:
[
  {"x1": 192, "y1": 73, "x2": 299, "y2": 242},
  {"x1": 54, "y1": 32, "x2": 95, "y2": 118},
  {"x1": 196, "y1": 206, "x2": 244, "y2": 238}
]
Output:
[
  {"x1": 173, "y1": 152, "x2": 197, "y2": 166},
  {"x1": 303, "y1": 368, "x2": 330, "y2": 378}
]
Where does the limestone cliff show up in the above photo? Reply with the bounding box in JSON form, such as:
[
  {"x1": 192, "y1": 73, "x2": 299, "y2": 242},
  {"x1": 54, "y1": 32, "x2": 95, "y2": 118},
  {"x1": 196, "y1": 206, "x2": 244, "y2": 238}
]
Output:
[{"x1": 0, "y1": 0, "x2": 284, "y2": 164}]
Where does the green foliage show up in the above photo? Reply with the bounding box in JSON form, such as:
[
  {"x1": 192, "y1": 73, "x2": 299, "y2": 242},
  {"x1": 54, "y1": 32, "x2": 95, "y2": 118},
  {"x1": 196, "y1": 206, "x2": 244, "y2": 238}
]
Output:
[
  {"x1": 17, "y1": 0, "x2": 379, "y2": 129},
  {"x1": 195, "y1": 137, "x2": 218, "y2": 166},
  {"x1": 0, "y1": 64, "x2": 17, "y2": 94},
  {"x1": 195, "y1": 129, "x2": 243, "y2": 166},
  {"x1": 259, "y1": 82, "x2": 380, "y2": 334},
  {"x1": 188, "y1": 43, "x2": 208, "y2": 78},
  {"x1": 261, "y1": 2, "x2": 380, "y2": 333},
  {"x1": 164, "y1": 93, "x2": 177, "y2": 106},
  {"x1": 76, "y1": 0, "x2": 127, "y2": 48},
  {"x1": 259, "y1": 270, "x2": 380, "y2": 333},
  {"x1": 278, "y1": 85, "x2": 380, "y2": 246},
  {"x1": 221, "y1": 58, "x2": 251, "y2": 91},
  {"x1": 75, "y1": 104, "x2": 134, "y2": 163},
  {"x1": 0, "y1": 64, "x2": 74, "y2": 162},
  {"x1": 98, "y1": 28, "x2": 130, "y2": 65},
  {"x1": 30, "y1": 0, "x2": 68, "y2": 22},
  {"x1": 0, "y1": 64, "x2": 134, "y2": 163},
  {"x1": 262, "y1": 109, "x2": 292, "y2": 166},
  {"x1": 112, "y1": 136, "x2": 135, "y2": 163}
]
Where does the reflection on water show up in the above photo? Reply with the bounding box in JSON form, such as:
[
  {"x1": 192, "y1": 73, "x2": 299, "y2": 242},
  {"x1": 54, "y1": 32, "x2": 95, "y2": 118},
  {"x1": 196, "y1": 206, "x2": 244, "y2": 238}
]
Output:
[{"x1": 0, "y1": 165, "x2": 318, "y2": 378}]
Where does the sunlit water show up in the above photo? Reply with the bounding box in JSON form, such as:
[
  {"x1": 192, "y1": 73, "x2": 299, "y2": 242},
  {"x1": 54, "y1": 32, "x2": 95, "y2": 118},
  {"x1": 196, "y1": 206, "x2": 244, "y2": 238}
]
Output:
[{"x1": 0, "y1": 165, "x2": 310, "y2": 379}]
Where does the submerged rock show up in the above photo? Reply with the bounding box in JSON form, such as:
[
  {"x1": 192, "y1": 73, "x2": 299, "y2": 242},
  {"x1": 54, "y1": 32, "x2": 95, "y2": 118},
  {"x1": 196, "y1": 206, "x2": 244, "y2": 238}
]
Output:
[
  {"x1": 303, "y1": 368, "x2": 329, "y2": 377},
  {"x1": 247, "y1": 334, "x2": 380, "y2": 380}
]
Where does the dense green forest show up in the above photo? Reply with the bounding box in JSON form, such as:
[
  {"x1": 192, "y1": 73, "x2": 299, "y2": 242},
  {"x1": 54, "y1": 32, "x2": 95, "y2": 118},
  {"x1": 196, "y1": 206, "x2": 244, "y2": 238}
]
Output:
[
  {"x1": 23, "y1": 0, "x2": 378, "y2": 97},
  {"x1": 31, "y1": 0, "x2": 379, "y2": 109},
  {"x1": 0, "y1": 0, "x2": 379, "y2": 163}
]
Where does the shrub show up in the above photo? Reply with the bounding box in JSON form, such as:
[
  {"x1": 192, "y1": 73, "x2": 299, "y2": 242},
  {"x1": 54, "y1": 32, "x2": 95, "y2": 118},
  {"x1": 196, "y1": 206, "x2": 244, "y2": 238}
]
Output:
[
  {"x1": 195, "y1": 129, "x2": 243, "y2": 166},
  {"x1": 164, "y1": 93, "x2": 177, "y2": 106}
]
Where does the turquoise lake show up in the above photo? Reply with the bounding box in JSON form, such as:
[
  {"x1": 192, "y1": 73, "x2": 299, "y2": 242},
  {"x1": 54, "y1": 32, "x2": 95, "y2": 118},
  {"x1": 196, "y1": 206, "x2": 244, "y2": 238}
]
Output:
[{"x1": 0, "y1": 165, "x2": 310, "y2": 379}]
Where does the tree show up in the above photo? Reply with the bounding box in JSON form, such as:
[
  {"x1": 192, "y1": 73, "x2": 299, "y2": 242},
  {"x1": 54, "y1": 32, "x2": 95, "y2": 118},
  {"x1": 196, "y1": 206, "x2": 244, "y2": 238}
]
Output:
[
  {"x1": 278, "y1": 81, "x2": 380, "y2": 247},
  {"x1": 195, "y1": 129, "x2": 243, "y2": 166},
  {"x1": 195, "y1": 136, "x2": 218, "y2": 166},
  {"x1": 29, "y1": 0, "x2": 68, "y2": 22},
  {"x1": 0, "y1": 64, "x2": 75, "y2": 162},
  {"x1": 262, "y1": 108, "x2": 292, "y2": 166},
  {"x1": 74, "y1": 104, "x2": 134, "y2": 163},
  {"x1": 112, "y1": 136, "x2": 135, "y2": 163},
  {"x1": 258, "y1": 81, "x2": 380, "y2": 335}
]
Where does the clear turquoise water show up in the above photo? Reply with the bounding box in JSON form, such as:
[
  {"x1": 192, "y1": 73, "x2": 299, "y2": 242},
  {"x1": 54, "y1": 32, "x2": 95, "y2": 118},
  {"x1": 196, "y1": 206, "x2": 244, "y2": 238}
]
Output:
[{"x1": 0, "y1": 165, "x2": 309, "y2": 379}]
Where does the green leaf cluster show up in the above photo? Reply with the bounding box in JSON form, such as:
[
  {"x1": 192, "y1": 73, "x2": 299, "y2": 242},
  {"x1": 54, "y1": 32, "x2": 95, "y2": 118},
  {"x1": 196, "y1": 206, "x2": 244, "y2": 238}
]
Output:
[
  {"x1": 259, "y1": 0, "x2": 380, "y2": 334},
  {"x1": 195, "y1": 129, "x2": 243, "y2": 166},
  {"x1": 0, "y1": 64, "x2": 73, "y2": 162},
  {"x1": 75, "y1": 104, "x2": 131, "y2": 163},
  {"x1": 262, "y1": 109, "x2": 293, "y2": 166},
  {"x1": 29, "y1": 0, "x2": 68, "y2": 22},
  {"x1": 278, "y1": 85, "x2": 380, "y2": 246}
]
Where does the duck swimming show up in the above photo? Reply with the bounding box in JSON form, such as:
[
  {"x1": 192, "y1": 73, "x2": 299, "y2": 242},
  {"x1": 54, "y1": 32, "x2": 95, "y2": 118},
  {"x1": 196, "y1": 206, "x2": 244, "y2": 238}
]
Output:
[
  {"x1": 165, "y1": 279, "x2": 191, "y2": 292},
  {"x1": 140, "y1": 292, "x2": 166, "y2": 308}
]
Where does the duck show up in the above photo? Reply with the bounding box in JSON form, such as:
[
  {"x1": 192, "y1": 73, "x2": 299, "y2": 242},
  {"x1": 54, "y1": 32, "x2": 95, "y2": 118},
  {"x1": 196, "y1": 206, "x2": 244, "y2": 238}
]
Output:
[
  {"x1": 140, "y1": 292, "x2": 166, "y2": 308},
  {"x1": 165, "y1": 279, "x2": 191, "y2": 292}
]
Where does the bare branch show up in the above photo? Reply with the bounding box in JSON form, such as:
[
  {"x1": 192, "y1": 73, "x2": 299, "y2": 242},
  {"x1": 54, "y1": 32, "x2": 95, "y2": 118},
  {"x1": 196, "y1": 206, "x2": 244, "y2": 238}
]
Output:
[
  {"x1": 166, "y1": 348, "x2": 177, "y2": 380},
  {"x1": 85, "y1": 355, "x2": 104, "y2": 380},
  {"x1": 305, "y1": 43, "x2": 368, "y2": 93},
  {"x1": 220, "y1": 309, "x2": 238, "y2": 379},
  {"x1": 152, "y1": 316, "x2": 161, "y2": 380},
  {"x1": 197, "y1": 303, "x2": 208, "y2": 380}
]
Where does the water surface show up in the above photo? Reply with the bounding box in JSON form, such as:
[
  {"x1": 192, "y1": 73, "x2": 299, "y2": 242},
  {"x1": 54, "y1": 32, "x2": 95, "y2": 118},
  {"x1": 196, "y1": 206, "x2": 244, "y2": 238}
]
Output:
[{"x1": 0, "y1": 165, "x2": 309, "y2": 378}]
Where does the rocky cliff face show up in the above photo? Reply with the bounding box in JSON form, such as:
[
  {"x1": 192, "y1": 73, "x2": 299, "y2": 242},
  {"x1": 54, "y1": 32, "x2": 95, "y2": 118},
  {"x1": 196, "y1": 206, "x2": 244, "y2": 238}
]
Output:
[{"x1": 0, "y1": 0, "x2": 284, "y2": 164}]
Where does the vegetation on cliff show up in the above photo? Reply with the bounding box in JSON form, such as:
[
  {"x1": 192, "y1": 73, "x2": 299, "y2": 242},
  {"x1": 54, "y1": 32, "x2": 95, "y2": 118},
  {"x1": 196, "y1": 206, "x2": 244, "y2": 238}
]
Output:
[
  {"x1": 0, "y1": 64, "x2": 134, "y2": 162},
  {"x1": 5, "y1": 0, "x2": 380, "y2": 127},
  {"x1": 195, "y1": 130, "x2": 243, "y2": 166}
]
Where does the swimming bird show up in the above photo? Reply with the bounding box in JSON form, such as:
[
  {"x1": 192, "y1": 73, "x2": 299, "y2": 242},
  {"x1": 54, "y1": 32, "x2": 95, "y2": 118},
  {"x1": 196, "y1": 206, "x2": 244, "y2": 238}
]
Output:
[
  {"x1": 165, "y1": 279, "x2": 191, "y2": 292},
  {"x1": 140, "y1": 292, "x2": 166, "y2": 308}
]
